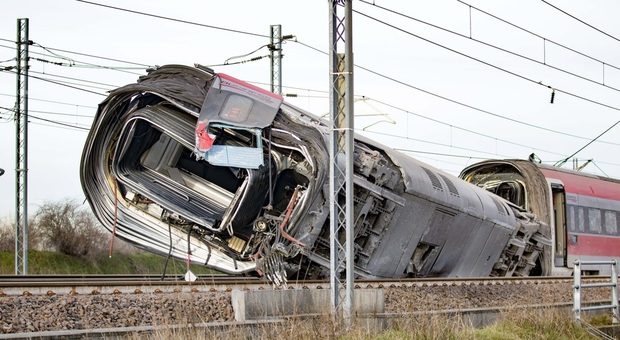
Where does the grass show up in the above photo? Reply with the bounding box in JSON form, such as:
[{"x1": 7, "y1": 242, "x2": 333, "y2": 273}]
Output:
[
  {"x1": 473, "y1": 308, "x2": 597, "y2": 340},
  {"x1": 123, "y1": 309, "x2": 601, "y2": 340},
  {"x1": 0, "y1": 250, "x2": 218, "y2": 275}
]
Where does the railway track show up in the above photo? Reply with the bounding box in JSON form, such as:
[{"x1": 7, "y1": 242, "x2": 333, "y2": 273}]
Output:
[
  {"x1": 0, "y1": 275, "x2": 616, "y2": 337},
  {"x1": 0, "y1": 274, "x2": 607, "y2": 296}
]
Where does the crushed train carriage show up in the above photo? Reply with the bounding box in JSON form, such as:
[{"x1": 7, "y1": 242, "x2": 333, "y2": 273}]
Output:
[
  {"x1": 460, "y1": 159, "x2": 620, "y2": 276},
  {"x1": 80, "y1": 64, "x2": 551, "y2": 282}
]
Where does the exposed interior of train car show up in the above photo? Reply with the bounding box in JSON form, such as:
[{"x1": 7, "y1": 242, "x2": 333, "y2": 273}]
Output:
[{"x1": 460, "y1": 159, "x2": 620, "y2": 276}]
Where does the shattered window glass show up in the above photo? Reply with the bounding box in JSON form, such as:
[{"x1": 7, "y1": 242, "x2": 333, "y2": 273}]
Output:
[{"x1": 219, "y1": 95, "x2": 253, "y2": 123}]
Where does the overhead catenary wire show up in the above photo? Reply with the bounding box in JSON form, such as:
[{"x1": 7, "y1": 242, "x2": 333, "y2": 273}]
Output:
[
  {"x1": 55, "y1": 2, "x2": 620, "y2": 153},
  {"x1": 457, "y1": 1, "x2": 620, "y2": 73},
  {"x1": 2, "y1": 6, "x2": 617, "y2": 172},
  {"x1": 205, "y1": 55, "x2": 270, "y2": 68},
  {"x1": 29, "y1": 121, "x2": 89, "y2": 132},
  {"x1": 361, "y1": 129, "x2": 514, "y2": 159},
  {"x1": 26, "y1": 113, "x2": 91, "y2": 131},
  {"x1": 29, "y1": 70, "x2": 120, "y2": 88},
  {"x1": 290, "y1": 39, "x2": 620, "y2": 147},
  {"x1": 0, "y1": 105, "x2": 94, "y2": 119},
  {"x1": 540, "y1": 0, "x2": 620, "y2": 43},
  {"x1": 224, "y1": 44, "x2": 272, "y2": 65},
  {"x1": 0, "y1": 93, "x2": 96, "y2": 108},
  {"x1": 1, "y1": 109, "x2": 89, "y2": 131},
  {"x1": 28, "y1": 74, "x2": 114, "y2": 92},
  {"x1": 353, "y1": 8, "x2": 620, "y2": 116},
  {"x1": 360, "y1": 0, "x2": 620, "y2": 94},
  {"x1": 0, "y1": 56, "x2": 15, "y2": 64},
  {"x1": 0, "y1": 42, "x2": 145, "y2": 75},
  {"x1": 28, "y1": 46, "x2": 146, "y2": 72},
  {"x1": 0, "y1": 69, "x2": 108, "y2": 96},
  {"x1": 360, "y1": 97, "x2": 568, "y2": 157},
  {"x1": 554, "y1": 120, "x2": 620, "y2": 167},
  {"x1": 591, "y1": 161, "x2": 610, "y2": 177},
  {"x1": 75, "y1": 0, "x2": 269, "y2": 39},
  {"x1": 0, "y1": 37, "x2": 152, "y2": 68},
  {"x1": 246, "y1": 80, "x2": 328, "y2": 94},
  {"x1": 393, "y1": 148, "x2": 492, "y2": 160},
  {"x1": 26, "y1": 73, "x2": 107, "y2": 96},
  {"x1": 31, "y1": 41, "x2": 76, "y2": 66}
]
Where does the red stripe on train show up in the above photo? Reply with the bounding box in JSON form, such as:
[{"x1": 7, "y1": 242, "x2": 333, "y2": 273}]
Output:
[
  {"x1": 568, "y1": 233, "x2": 620, "y2": 257},
  {"x1": 540, "y1": 168, "x2": 620, "y2": 201}
]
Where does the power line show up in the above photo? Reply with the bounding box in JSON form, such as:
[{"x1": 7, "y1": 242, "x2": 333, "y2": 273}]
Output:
[
  {"x1": 393, "y1": 148, "x2": 492, "y2": 160},
  {"x1": 0, "y1": 42, "x2": 145, "y2": 75},
  {"x1": 361, "y1": 129, "x2": 514, "y2": 159},
  {"x1": 30, "y1": 109, "x2": 94, "y2": 119},
  {"x1": 0, "y1": 106, "x2": 14, "y2": 121},
  {"x1": 27, "y1": 113, "x2": 90, "y2": 131},
  {"x1": 0, "y1": 93, "x2": 96, "y2": 108},
  {"x1": 360, "y1": 0, "x2": 620, "y2": 95},
  {"x1": 540, "y1": 0, "x2": 620, "y2": 43},
  {"x1": 27, "y1": 73, "x2": 113, "y2": 91},
  {"x1": 290, "y1": 39, "x2": 620, "y2": 147},
  {"x1": 0, "y1": 107, "x2": 90, "y2": 131},
  {"x1": 29, "y1": 70, "x2": 119, "y2": 88},
  {"x1": 458, "y1": 1, "x2": 620, "y2": 73},
  {"x1": 31, "y1": 41, "x2": 76, "y2": 66},
  {"x1": 75, "y1": 0, "x2": 269, "y2": 38},
  {"x1": 591, "y1": 161, "x2": 609, "y2": 177},
  {"x1": 361, "y1": 97, "x2": 567, "y2": 156},
  {"x1": 247, "y1": 80, "x2": 328, "y2": 94},
  {"x1": 2, "y1": 70, "x2": 108, "y2": 96},
  {"x1": 205, "y1": 55, "x2": 270, "y2": 68},
  {"x1": 353, "y1": 8, "x2": 620, "y2": 115},
  {"x1": 27, "y1": 73, "x2": 110, "y2": 93},
  {"x1": 0, "y1": 37, "x2": 152, "y2": 67},
  {"x1": 555, "y1": 120, "x2": 620, "y2": 167},
  {"x1": 29, "y1": 43, "x2": 146, "y2": 73},
  {"x1": 0, "y1": 105, "x2": 94, "y2": 119}
]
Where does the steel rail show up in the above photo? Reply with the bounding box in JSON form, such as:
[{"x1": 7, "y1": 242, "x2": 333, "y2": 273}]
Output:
[
  {"x1": 1, "y1": 274, "x2": 613, "y2": 285},
  {"x1": 0, "y1": 275, "x2": 613, "y2": 296}
]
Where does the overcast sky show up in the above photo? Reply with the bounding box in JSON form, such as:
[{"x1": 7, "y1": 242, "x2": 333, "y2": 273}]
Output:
[{"x1": 1, "y1": 0, "x2": 620, "y2": 218}]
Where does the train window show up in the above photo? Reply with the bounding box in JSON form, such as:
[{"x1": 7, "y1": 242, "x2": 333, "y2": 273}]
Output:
[
  {"x1": 604, "y1": 211, "x2": 618, "y2": 235},
  {"x1": 567, "y1": 206, "x2": 575, "y2": 231},
  {"x1": 577, "y1": 207, "x2": 585, "y2": 232},
  {"x1": 588, "y1": 208, "x2": 602, "y2": 233}
]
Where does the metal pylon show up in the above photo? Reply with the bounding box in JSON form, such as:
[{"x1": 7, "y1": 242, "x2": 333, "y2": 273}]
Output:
[
  {"x1": 15, "y1": 18, "x2": 29, "y2": 275},
  {"x1": 328, "y1": 0, "x2": 354, "y2": 323},
  {"x1": 270, "y1": 24, "x2": 282, "y2": 95}
]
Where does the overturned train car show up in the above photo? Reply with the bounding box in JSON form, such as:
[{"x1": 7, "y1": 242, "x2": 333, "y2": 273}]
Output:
[{"x1": 80, "y1": 65, "x2": 550, "y2": 281}]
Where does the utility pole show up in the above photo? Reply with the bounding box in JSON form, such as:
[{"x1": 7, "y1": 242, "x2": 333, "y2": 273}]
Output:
[
  {"x1": 15, "y1": 18, "x2": 29, "y2": 275},
  {"x1": 269, "y1": 24, "x2": 282, "y2": 95},
  {"x1": 328, "y1": 0, "x2": 354, "y2": 325}
]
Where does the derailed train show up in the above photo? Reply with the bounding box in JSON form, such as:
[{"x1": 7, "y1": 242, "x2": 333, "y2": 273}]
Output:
[
  {"x1": 80, "y1": 64, "x2": 551, "y2": 282},
  {"x1": 461, "y1": 159, "x2": 620, "y2": 276}
]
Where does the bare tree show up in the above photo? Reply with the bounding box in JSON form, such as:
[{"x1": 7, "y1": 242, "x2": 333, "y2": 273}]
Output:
[
  {"x1": 0, "y1": 217, "x2": 43, "y2": 252},
  {"x1": 35, "y1": 200, "x2": 106, "y2": 257}
]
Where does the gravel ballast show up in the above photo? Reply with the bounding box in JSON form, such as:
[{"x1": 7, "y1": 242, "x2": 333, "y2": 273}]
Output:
[{"x1": 0, "y1": 281, "x2": 613, "y2": 334}]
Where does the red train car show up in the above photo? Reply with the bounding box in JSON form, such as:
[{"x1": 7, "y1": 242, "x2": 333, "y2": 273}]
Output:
[{"x1": 460, "y1": 159, "x2": 620, "y2": 275}]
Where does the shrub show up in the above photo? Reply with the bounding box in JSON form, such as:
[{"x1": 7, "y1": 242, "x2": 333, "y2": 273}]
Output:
[
  {"x1": 35, "y1": 200, "x2": 107, "y2": 258},
  {"x1": 0, "y1": 216, "x2": 43, "y2": 252}
]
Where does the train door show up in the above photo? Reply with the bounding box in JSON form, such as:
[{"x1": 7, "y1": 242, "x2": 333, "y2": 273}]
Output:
[{"x1": 551, "y1": 183, "x2": 567, "y2": 267}]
